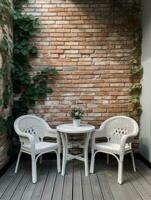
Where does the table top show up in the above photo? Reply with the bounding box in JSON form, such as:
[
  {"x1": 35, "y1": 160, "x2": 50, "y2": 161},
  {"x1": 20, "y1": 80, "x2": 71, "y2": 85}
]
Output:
[{"x1": 57, "y1": 124, "x2": 95, "y2": 134}]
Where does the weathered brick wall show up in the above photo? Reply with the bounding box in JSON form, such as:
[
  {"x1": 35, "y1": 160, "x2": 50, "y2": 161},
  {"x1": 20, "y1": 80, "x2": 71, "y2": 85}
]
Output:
[{"x1": 25, "y1": 0, "x2": 140, "y2": 128}]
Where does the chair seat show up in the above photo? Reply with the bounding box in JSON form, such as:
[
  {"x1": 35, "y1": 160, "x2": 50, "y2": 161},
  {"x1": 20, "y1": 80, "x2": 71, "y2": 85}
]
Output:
[
  {"x1": 94, "y1": 142, "x2": 131, "y2": 154},
  {"x1": 22, "y1": 142, "x2": 58, "y2": 154}
]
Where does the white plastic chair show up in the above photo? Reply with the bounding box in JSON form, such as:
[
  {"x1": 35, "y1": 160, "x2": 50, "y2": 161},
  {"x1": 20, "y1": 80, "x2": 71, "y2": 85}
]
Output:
[
  {"x1": 90, "y1": 116, "x2": 139, "y2": 184},
  {"x1": 14, "y1": 114, "x2": 61, "y2": 183}
]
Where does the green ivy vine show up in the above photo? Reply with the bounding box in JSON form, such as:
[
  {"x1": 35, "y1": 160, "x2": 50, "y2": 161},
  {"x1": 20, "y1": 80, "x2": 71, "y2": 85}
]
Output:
[
  {"x1": 0, "y1": 0, "x2": 13, "y2": 134},
  {"x1": 0, "y1": 0, "x2": 13, "y2": 108},
  {"x1": 112, "y1": 0, "x2": 142, "y2": 121},
  {"x1": 125, "y1": 1, "x2": 142, "y2": 120},
  {"x1": 0, "y1": 0, "x2": 58, "y2": 135},
  {"x1": 11, "y1": 0, "x2": 58, "y2": 120},
  {"x1": 0, "y1": 0, "x2": 12, "y2": 26}
]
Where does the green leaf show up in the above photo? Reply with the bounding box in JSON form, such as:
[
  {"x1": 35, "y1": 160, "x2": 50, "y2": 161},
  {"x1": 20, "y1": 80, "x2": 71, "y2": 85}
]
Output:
[
  {"x1": 0, "y1": 99, "x2": 3, "y2": 107},
  {"x1": 0, "y1": 116, "x2": 7, "y2": 134},
  {"x1": 128, "y1": 83, "x2": 142, "y2": 93}
]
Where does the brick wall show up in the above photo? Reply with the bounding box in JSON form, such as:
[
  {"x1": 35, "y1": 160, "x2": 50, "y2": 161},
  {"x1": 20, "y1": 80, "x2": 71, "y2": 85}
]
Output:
[{"x1": 25, "y1": 0, "x2": 140, "y2": 128}]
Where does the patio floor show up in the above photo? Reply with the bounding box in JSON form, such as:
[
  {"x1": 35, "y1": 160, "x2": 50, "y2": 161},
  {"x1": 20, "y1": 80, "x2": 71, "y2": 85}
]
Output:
[{"x1": 0, "y1": 158, "x2": 151, "y2": 200}]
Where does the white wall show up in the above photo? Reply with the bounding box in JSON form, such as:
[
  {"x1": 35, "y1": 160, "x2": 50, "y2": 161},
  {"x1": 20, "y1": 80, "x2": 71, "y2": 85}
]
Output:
[{"x1": 140, "y1": 0, "x2": 151, "y2": 162}]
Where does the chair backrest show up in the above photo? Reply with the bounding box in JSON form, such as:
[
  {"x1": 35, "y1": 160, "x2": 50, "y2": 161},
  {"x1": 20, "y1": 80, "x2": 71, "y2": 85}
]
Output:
[
  {"x1": 100, "y1": 116, "x2": 139, "y2": 144},
  {"x1": 14, "y1": 114, "x2": 57, "y2": 143}
]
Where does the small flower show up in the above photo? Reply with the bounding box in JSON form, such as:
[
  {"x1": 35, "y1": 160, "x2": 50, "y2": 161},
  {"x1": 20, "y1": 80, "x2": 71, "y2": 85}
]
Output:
[
  {"x1": 70, "y1": 106, "x2": 84, "y2": 119},
  {"x1": 75, "y1": 112, "x2": 79, "y2": 116}
]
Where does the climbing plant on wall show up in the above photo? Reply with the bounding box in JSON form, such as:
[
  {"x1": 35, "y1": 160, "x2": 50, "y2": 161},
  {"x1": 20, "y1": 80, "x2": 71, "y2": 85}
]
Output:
[
  {"x1": 112, "y1": 0, "x2": 142, "y2": 121},
  {"x1": 12, "y1": 0, "x2": 57, "y2": 118},
  {"x1": 0, "y1": 0, "x2": 58, "y2": 136},
  {"x1": 12, "y1": 0, "x2": 58, "y2": 120},
  {"x1": 127, "y1": 1, "x2": 142, "y2": 120},
  {"x1": 0, "y1": 0, "x2": 13, "y2": 134},
  {"x1": 0, "y1": 0, "x2": 12, "y2": 25}
]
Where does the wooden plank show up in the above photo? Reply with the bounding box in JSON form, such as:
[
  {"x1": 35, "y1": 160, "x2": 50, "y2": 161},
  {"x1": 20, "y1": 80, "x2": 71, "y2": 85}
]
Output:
[
  {"x1": 81, "y1": 165, "x2": 93, "y2": 200},
  {"x1": 29, "y1": 165, "x2": 49, "y2": 200},
  {"x1": 136, "y1": 160, "x2": 151, "y2": 184},
  {"x1": 105, "y1": 170, "x2": 131, "y2": 200},
  {"x1": 2, "y1": 159, "x2": 151, "y2": 200},
  {"x1": 0, "y1": 164, "x2": 17, "y2": 198},
  {"x1": 90, "y1": 173, "x2": 104, "y2": 200},
  {"x1": 0, "y1": 170, "x2": 25, "y2": 200},
  {"x1": 126, "y1": 170, "x2": 151, "y2": 199},
  {"x1": 20, "y1": 178, "x2": 37, "y2": 200},
  {"x1": 0, "y1": 163, "x2": 16, "y2": 176},
  {"x1": 73, "y1": 161, "x2": 83, "y2": 200},
  {"x1": 62, "y1": 162, "x2": 73, "y2": 200},
  {"x1": 52, "y1": 170, "x2": 64, "y2": 200},
  {"x1": 95, "y1": 157, "x2": 114, "y2": 199},
  {"x1": 41, "y1": 161, "x2": 57, "y2": 200},
  {"x1": 97, "y1": 172, "x2": 114, "y2": 200},
  {"x1": 10, "y1": 171, "x2": 30, "y2": 200},
  {"x1": 20, "y1": 163, "x2": 48, "y2": 200},
  {"x1": 95, "y1": 158, "x2": 146, "y2": 200},
  {"x1": 104, "y1": 165, "x2": 142, "y2": 200}
]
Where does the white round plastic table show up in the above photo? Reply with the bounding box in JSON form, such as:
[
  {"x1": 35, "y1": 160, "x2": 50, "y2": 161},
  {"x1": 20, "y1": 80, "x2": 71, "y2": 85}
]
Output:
[{"x1": 57, "y1": 124, "x2": 95, "y2": 176}]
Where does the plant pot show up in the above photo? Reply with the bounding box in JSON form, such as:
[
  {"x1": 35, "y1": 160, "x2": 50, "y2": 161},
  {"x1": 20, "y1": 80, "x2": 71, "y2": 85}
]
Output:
[{"x1": 73, "y1": 119, "x2": 81, "y2": 127}]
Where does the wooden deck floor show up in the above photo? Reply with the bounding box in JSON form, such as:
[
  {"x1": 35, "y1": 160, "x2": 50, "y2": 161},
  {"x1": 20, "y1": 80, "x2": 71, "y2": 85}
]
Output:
[{"x1": 0, "y1": 159, "x2": 151, "y2": 200}]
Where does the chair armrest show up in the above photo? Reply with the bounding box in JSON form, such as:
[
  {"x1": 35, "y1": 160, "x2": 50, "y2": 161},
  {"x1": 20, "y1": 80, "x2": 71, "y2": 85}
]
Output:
[
  {"x1": 93, "y1": 125, "x2": 106, "y2": 138},
  {"x1": 50, "y1": 129, "x2": 61, "y2": 145},
  {"x1": 120, "y1": 134, "x2": 136, "y2": 153},
  {"x1": 45, "y1": 128, "x2": 58, "y2": 138},
  {"x1": 91, "y1": 127, "x2": 106, "y2": 146},
  {"x1": 15, "y1": 129, "x2": 36, "y2": 154},
  {"x1": 16, "y1": 128, "x2": 35, "y2": 145},
  {"x1": 45, "y1": 129, "x2": 61, "y2": 146},
  {"x1": 48, "y1": 128, "x2": 58, "y2": 135}
]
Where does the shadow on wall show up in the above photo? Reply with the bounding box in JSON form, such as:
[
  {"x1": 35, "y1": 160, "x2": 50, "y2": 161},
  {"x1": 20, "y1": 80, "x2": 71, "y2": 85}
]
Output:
[
  {"x1": 139, "y1": 141, "x2": 150, "y2": 160},
  {"x1": 69, "y1": 0, "x2": 133, "y2": 44},
  {"x1": 142, "y1": 0, "x2": 151, "y2": 63}
]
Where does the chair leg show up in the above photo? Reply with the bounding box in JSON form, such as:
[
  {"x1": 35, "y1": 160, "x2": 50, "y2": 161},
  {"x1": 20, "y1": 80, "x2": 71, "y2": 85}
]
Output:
[
  {"x1": 118, "y1": 156, "x2": 124, "y2": 184},
  {"x1": 57, "y1": 149, "x2": 61, "y2": 173},
  {"x1": 130, "y1": 151, "x2": 136, "y2": 172},
  {"x1": 107, "y1": 154, "x2": 109, "y2": 165},
  {"x1": 31, "y1": 155, "x2": 37, "y2": 183},
  {"x1": 15, "y1": 151, "x2": 22, "y2": 173},
  {"x1": 90, "y1": 149, "x2": 95, "y2": 173}
]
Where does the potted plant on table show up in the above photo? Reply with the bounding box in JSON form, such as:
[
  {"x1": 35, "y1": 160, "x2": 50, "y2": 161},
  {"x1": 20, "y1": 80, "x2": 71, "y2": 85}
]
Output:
[{"x1": 70, "y1": 106, "x2": 84, "y2": 127}]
